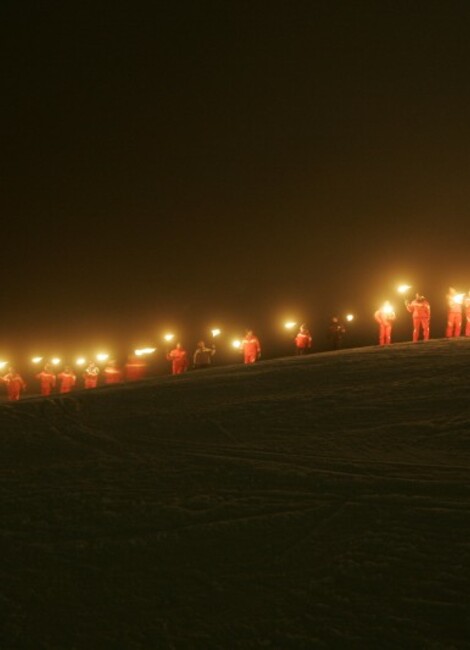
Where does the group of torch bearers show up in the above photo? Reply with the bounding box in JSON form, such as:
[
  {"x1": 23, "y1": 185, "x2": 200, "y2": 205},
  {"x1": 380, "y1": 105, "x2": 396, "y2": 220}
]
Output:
[
  {"x1": 0, "y1": 357, "x2": 150, "y2": 402},
  {"x1": 374, "y1": 285, "x2": 470, "y2": 345},
  {"x1": 1, "y1": 285, "x2": 470, "y2": 401}
]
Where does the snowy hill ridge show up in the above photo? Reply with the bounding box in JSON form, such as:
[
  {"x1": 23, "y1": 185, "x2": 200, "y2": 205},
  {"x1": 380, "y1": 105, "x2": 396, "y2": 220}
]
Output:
[{"x1": 1, "y1": 339, "x2": 469, "y2": 649}]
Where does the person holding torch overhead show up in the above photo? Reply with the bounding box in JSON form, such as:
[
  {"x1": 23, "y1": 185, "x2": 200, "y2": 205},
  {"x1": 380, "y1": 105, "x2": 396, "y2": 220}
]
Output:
[
  {"x1": 464, "y1": 290, "x2": 470, "y2": 337},
  {"x1": 445, "y1": 287, "x2": 463, "y2": 338},
  {"x1": 374, "y1": 301, "x2": 396, "y2": 345},
  {"x1": 405, "y1": 293, "x2": 431, "y2": 342}
]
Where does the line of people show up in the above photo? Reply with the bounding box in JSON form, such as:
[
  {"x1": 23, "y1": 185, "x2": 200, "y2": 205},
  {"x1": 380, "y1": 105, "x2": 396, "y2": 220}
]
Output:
[
  {"x1": 0, "y1": 357, "x2": 148, "y2": 401},
  {"x1": 374, "y1": 287, "x2": 470, "y2": 345},
  {"x1": 2, "y1": 287, "x2": 470, "y2": 399},
  {"x1": 166, "y1": 332, "x2": 262, "y2": 375}
]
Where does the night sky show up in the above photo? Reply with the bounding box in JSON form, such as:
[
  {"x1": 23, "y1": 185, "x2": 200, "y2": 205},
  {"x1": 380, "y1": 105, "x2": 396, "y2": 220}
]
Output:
[{"x1": 2, "y1": 2, "x2": 470, "y2": 360}]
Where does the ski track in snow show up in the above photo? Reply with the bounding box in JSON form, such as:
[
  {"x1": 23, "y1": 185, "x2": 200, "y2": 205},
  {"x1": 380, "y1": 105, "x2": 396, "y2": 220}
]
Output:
[{"x1": 0, "y1": 339, "x2": 469, "y2": 649}]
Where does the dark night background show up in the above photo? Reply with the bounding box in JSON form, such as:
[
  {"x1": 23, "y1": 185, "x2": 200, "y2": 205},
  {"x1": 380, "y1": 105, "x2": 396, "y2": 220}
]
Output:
[{"x1": 1, "y1": 1, "x2": 470, "y2": 363}]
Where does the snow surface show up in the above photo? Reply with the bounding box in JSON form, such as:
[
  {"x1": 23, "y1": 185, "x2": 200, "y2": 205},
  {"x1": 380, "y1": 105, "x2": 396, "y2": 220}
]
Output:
[{"x1": 1, "y1": 339, "x2": 469, "y2": 649}]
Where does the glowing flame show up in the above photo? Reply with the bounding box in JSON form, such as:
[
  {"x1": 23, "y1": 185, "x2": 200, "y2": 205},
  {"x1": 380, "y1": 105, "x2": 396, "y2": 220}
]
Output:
[
  {"x1": 163, "y1": 333, "x2": 174, "y2": 342},
  {"x1": 211, "y1": 328, "x2": 221, "y2": 338},
  {"x1": 232, "y1": 339, "x2": 241, "y2": 349},
  {"x1": 382, "y1": 303, "x2": 394, "y2": 315},
  {"x1": 134, "y1": 347, "x2": 156, "y2": 356},
  {"x1": 0, "y1": 361, "x2": 9, "y2": 370},
  {"x1": 75, "y1": 357, "x2": 86, "y2": 366},
  {"x1": 51, "y1": 357, "x2": 61, "y2": 366},
  {"x1": 454, "y1": 293, "x2": 465, "y2": 305},
  {"x1": 96, "y1": 353, "x2": 109, "y2": 362},
  {"x1": 346, "y1": 314, "x2": 354, "y2": 322},
  {"x1": 31, "y1": 356, "x2": 43, "y2": 364},
  {"x1": 397, "y1": 284, "x2": 412, "y2": 294},
  {"x1": 284, "y1": 321, "x2": 297, "y2": 330}
]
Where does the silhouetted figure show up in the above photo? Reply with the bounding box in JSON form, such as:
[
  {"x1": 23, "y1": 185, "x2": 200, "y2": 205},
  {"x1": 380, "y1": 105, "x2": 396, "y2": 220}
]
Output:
[
  {"x1": 327, "y1": 317, "x2": 346, "y2": 350},
  {"x1": 193, "y1": 341, "x2": 216, "y2": 369}
]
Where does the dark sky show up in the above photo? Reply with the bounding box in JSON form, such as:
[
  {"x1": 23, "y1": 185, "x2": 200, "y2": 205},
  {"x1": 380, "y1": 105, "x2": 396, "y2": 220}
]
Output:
[{"x1": 1, "y1": 1, "x2": 470, "y2": 359}]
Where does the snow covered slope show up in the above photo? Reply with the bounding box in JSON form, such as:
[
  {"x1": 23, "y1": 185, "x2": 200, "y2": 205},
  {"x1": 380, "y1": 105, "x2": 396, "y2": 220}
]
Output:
[{"x1": 1, "y1": 340, "x2": 469, "y2": 648}]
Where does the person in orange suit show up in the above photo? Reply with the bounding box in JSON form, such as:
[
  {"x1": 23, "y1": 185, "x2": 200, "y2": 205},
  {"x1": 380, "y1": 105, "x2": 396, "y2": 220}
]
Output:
[
  {"x1": 103, "y1": 360, "x2": 124, "y2": 384},
  {"x1": 374, "y1": 301, "x2": 396, "y2": 345},
  {"x1": 445, "y1": 287, "x2": 462, "y2": 338},
  {"x1": 241, "y1": 330, "x2": 261, "y2": 364},
  {"x1": 294, "y1": 323, "x2": 312, "y2": 355},
  {"x1": 405, "y1": 293, "x2": 431, "y2": 342},
  {"x1": 1, "y1": 367, "x2": 26, "y2": 401},
  {"x1": 83, "y1": 361, "x2": 100, "y2": 389},
  {"x1": 35, "y1": 363, "x2": 56, "y2": 396},
  {"x1": 125, "y1": 354, "x2": 148, "y2": 381},
  {"x1": 167, "y1": 343, "x2": 189, "y2": 375},
  {"x1": 463, "y1": 290, "x2": 470, "y2": 337},
  {"x1": 57, "y1": 366, "x2": 76, "y2": 393}
]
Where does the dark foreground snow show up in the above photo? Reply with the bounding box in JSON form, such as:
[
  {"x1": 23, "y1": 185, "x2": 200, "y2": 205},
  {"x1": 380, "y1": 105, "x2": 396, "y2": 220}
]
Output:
[{"x1": 1, "y1": 339, "x2": 469, "y2": 649}]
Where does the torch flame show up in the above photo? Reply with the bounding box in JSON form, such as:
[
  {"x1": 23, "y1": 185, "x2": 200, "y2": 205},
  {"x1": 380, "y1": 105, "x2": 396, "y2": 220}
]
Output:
[
  {"x1": 0, "y1": 361, "x2": 9, "y2": 370},
  {"x1": 397, "y1": 284, "x2": 412, "y2": 294},
  {"x1": 454, "y1": 293, "x2": 465, "y2": 305},
  {"x1": 134, "y1": 347, "x2": 156, "y2": 356},
  {"x1": 31, "y1": 356, "x2": 43, "y2": 364},
  {"x1": 346, "y1": 314, "x2": 354, "y2": 322},
  {"x1": 75, "y1": 357, "x2": 86, "y2": 366},
  {"x1": 232, "y1": 339, "x2": 241, "y2": 349},
  {"x1": 284, "y1": 321, "x2": 297, "y2": 330},
  {"x1": 211, "y1": 328, "x2": 221, "y2": 338},
  {"x1": 163, "y1": 333, "x2": 174, "y2": 342},
  {"x1": 51, "y1": 357, "x2": 61, "y2": 366},
  {"x1": 96, "y1": 353, "x2": 109, "y2": 362}
]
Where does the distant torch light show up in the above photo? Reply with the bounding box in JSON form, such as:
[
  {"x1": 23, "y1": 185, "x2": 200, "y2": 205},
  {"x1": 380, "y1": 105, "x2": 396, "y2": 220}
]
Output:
[
  {"x1": 32, "y1": 356, "x2": 43, "y2": 364},
  {"x1": 76, "y1": 357, "x2": 86, "y2": 366},
  {"x1": 382, "y1": 304, "x2": 394, "y2": 315},
  {"x1": 346, "y1": 314, "x2": 355, "y2": 322},
  {"x1": 135, "y1": 347, "x2": 156, "y2": 356},
  {"x1": 96, "y1": 353, "x2": 109, "y2": 362},
  {"x1": 397, "y1": 284, "x2": 412, "y2": 294},
  {"x1": 454, "y1": 293, "x2": 465, "y2": 304},
  {"x1": 164, "y1": 333, "x2": 174, "y2": 342},
  {"x1": 51, "y1": 357, "x2": 61, "y2": 366},
  {"x1": 284, "y1": 321, "x2": 297, "y2": 330},
  {"x1": 232, "y1": 339, "x2": 241, "y2": 349},
  {"x1": 0, "y1": 361, "x2": 8, "y2": 370},
  {"x1": 211, "y1": 328, "x2": 221, "y2": 338}
]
